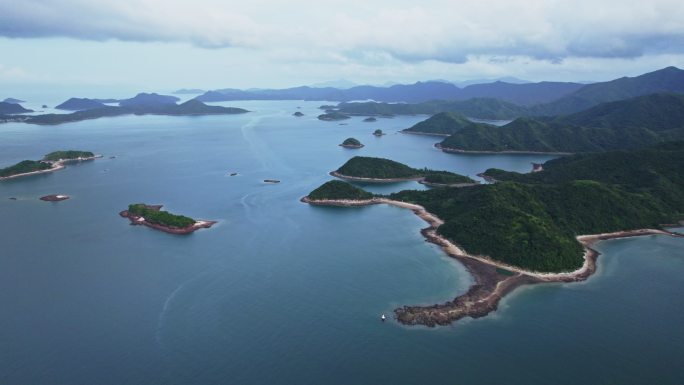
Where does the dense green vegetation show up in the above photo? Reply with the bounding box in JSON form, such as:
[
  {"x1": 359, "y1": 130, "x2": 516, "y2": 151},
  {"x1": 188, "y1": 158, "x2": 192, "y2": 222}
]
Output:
[
  {"x1": 0, "y1": 160, "x2": 52, "y2": 178},
  {"x1": 404, "y1": 112, "x2": 496, "y2": 135},
  {"x1": 127, "y1": 204, "x2": 196, "y2": 228},
  {"x1": 43, "y1": 150, "x2": 95, "y2": 161},
  {"x1": 373, "y1": 129, "x2": 383, "y2": 135},
  {"x1": 337, "y1": 98, "x2": 527, "y2": 120},
  {"x1": 422, "y1": 172, "x2": 476, "y2": 185},
  {"x1": 335, "y1": 156, "x2": 473, "y2": 183},
  {"x1": 307, "y1": 180, "x2": 374, "y2": 200},
  {"x1": 482, "y1": 142, "x2": 684, "y2": 210},
  {"x1": 318, "y1": 112, "x2": 351, "y2": 121},
  {"x1": 309, "y1": 143, "x2": 684, "y2": 272},
  {"x1": 341, "y1": 138, "x2": 363, "y2": 146},
  {"x1": 336, "y1": 157, "x2": 422, "y2": 179},
  {"x1": 438, "y1": 93, "x2": 684, "y2": 153},
  {"x1": 530, "y1": 66, "x2": 684, "y2": 116}
]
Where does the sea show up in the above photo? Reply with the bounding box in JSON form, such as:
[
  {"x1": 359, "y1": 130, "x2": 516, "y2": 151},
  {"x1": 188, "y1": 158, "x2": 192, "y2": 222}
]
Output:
[{"x1": 1, "y1": 98, "x2": 682, "y2": 385}]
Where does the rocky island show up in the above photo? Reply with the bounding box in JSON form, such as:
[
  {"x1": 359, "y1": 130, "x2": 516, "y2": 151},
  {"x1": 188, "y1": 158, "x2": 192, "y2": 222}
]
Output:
[
  {"x1": 120, "y1": 204, "x2": 216, "y2": 234},
  {"x1": 363, "y1": 117, "x2": 377, "y2": 122},
  {"x1": 40, "y1": 194, "x2": 70, "y2": 202},
  {"x1": 304, "y1": 142, "x2": 684, "y2": 326},
  {"x1": 293, "y1": 111, "x2": 304, "y2": 117},
  {"x1": 339, "y1": 137, "x2": 364, "y2": 148},
  {"x1": 317, "y1": 112, "x2": 351, "y2": 121},
  {"x1": 372, "y1": 129, "x2": 384, "y2": 136}
]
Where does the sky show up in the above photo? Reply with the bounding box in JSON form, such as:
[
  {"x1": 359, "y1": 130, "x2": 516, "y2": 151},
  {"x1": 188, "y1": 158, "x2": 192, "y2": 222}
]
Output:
[{"x1": 1, "y1": 0, "x2": 683, "y2": 93}]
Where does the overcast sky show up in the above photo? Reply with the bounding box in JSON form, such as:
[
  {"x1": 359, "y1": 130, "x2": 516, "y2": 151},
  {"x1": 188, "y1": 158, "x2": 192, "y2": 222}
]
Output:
[{"x1": 1, "y1": 0, "x2": 683, "y2": 92}]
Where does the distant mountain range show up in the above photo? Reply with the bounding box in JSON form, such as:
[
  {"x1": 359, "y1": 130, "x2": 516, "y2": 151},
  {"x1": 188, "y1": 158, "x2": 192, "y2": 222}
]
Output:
[
  {"x1": 529, "y1": 66, "x2": 684, "y2": 115},
  {"x1": 2, "y1": 98, "x2": 26, "y2": 104},
  {"x1": 335, "y1": 66, "x2": 684, "y2": 119},
  {"x1": 194, "y1": 79, "x2": 585, "y2": 106},
  {"x1": 1, "y1": 99, "x2": 247, "y2": 125}
]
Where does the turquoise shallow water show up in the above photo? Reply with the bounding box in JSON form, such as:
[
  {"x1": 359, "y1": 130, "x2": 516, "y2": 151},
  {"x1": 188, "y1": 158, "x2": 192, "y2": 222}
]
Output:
[{"x1": 0, "y1": 100, "x2": 682, "y2": 385}]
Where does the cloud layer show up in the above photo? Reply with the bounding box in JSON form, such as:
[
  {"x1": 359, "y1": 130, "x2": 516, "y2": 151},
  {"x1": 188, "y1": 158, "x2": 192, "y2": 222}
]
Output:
[{"x1": 2, "y1": 0, "x2": 684, "y2": 63}]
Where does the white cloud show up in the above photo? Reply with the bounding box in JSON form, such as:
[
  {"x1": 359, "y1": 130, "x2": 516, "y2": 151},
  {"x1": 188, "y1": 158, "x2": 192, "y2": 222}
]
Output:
[{"x1": 1, "y1": 0, "x2": 683, "y2": 64}]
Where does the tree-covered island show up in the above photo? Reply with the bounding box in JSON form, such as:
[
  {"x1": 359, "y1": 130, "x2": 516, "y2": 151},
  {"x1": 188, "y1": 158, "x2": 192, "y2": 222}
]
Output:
[
  {"x1": 0, "y1": 150, "x2": 99, "y2": 180},
  {"x1": 120, "y1": 204, "x2": 216, "y2": 234},
  {"x1": 339, "y1": 138, "x2": 364, "y2": 148}
]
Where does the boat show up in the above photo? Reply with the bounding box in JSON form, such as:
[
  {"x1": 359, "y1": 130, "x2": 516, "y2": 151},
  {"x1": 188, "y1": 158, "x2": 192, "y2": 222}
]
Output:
[{"x1": 381, "y1": 314, "x2": 386, "y2": 322}]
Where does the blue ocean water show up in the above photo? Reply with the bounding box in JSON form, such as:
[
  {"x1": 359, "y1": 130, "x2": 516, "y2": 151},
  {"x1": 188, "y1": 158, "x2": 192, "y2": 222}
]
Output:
[{"x1": 0, "y1": 100, "x2": 681, "y2": 384}]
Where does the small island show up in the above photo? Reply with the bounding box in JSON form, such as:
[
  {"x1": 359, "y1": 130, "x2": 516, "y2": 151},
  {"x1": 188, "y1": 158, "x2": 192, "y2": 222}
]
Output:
[
  {"x1": 331, "y1": 156, "x2": 475, "y2": 184},
  {"x1": 339, "y1": 137, "x2": 364, "y2": 148},
  {"x1": 318, "y1": 112, "x2": 351, "y2": 121},
  {"x1": 0, "y1": 150, "x2": 100, "y2": 180},
  {"x1": 264, "y1": 179, "x2": 281, "y2": 183},
  {"x1": 40, "y1": 194, "x2": 70, "y2": 202},
  {"x1": 293, "y1": 111, "x2": 304, "y2": 117},
  {"x1": 43, "y1": 150, "x2": 97, "y2": 162},
  {"x1": 120, "y1": 204, "x2": 216, "y2": 234},
  {"x1": 372, "y1": 129, "x2": 384, "y2": 136},
  {"x1": 363, "y1": 117, "x2": 377, "y2": 122}
]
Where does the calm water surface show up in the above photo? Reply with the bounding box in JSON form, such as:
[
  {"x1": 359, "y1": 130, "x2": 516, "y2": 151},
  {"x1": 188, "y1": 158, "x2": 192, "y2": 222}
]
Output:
[{"x1": 0, "y1": 100, "x2": 682, "y2": 384}]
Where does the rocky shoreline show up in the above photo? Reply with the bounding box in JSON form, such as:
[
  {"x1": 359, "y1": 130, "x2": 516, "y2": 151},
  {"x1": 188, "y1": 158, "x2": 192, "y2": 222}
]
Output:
[
  {"x1": 339, "y1": 144, "x2": 365, "y2": 149},
  {"x1": 40, "y1": 194, "x2": 70, "y2": 202},
  {"x1": 119, "y1": 205, "x2": 216, "y2": 234},
  {"x1": 301, "y1": 196, "x2": 684, "y2": 327},
  {"x1": 418, "y1": 180, "x2": 480, "y2": 188},
  {"x1": 329, "y1": 171, "x2": 423, "y2": 183},
  {"x1": 435, "y1": 143, "x2": 572, "y2": 155}
]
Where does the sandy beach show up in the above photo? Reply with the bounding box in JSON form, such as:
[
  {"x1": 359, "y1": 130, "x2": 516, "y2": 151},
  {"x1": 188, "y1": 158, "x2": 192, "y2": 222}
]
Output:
[{"x1": 302, "y1": 196, "x2": 683, "y2": 326}]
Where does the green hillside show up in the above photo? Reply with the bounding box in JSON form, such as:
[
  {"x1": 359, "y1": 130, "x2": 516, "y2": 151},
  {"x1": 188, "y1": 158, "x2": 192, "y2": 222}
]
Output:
[
  {"x1": 403, "y1": 112, "x2": 495, "y2": 135},
  {"x1": 438, "y1": 93, "x2": 684, "y2": 153}
]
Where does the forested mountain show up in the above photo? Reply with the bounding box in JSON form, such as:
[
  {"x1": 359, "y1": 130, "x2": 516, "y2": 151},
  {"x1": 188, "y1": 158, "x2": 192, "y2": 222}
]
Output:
[{"x1": 438, "y1": 93, "x2": 684, "y2": 153}]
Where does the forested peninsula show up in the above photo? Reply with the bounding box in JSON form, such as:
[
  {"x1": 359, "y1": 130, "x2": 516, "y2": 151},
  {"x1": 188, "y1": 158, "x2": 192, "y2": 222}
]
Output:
[{"x1": 303, "y1": 142, "x2": 684, "y2": 325}]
